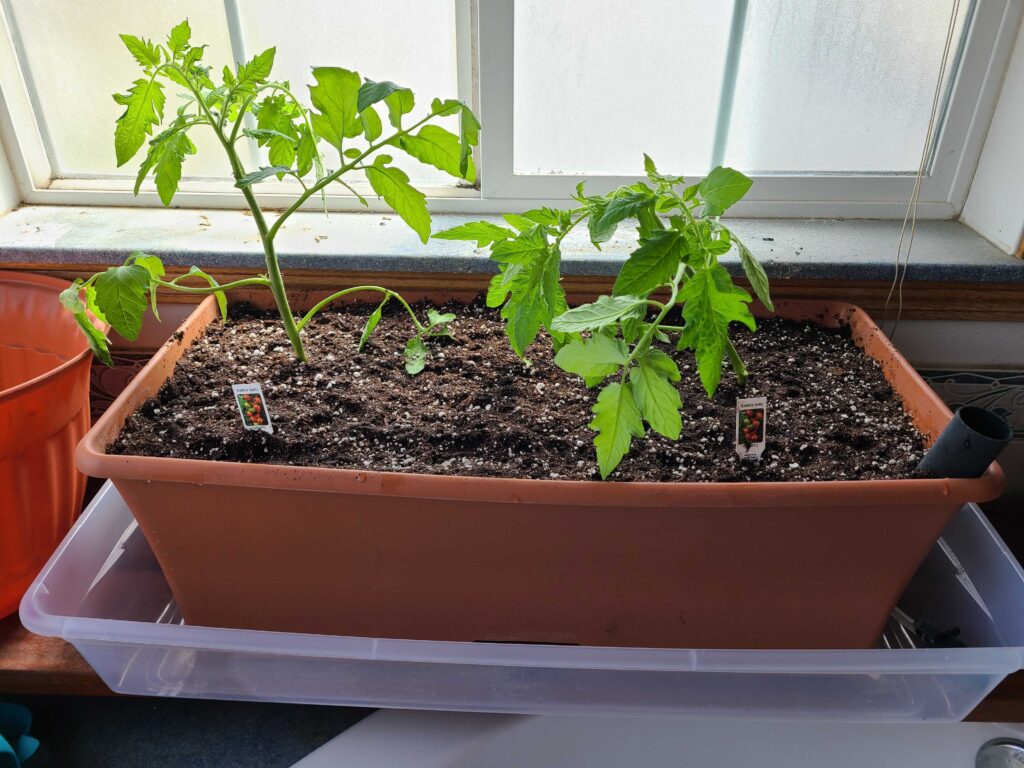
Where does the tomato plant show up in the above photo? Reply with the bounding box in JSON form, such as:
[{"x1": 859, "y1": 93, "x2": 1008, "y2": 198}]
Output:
[
  {"x1": 60, "y1": 21, "x2": 478, "y2": 372},
  {"x1": 438, "y1": 155, "x2": 773, "y2": 477}
]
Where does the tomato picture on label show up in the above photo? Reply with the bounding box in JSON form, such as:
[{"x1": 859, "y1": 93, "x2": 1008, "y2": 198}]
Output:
[
  {"x1": 237, "y1": 392, "x2": 269, "y2": 428},
  {"x1": 739, "y1": 408, "x2": 765, "y2": 446}
]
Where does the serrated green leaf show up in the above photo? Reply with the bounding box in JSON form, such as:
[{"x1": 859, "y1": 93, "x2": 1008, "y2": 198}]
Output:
[
  {"x1": 432, "y1": 221, "x2": 513, "y2": 247},
  {"x1": 404, "y1": 335, "x2": 428, "y2": 374},
  {"x1": 490, "y1": 229, "x2": 547, "y2": 264},
  {"x1": 357, "y1": 79, "x2": 410, "y2": 113},
  {"x1": 234, "y1": 47, "x2": 276, "y2": 92},
  {"x1": 589, "y1": 382, "x2": 645, "y2": 479},
  {"x1": 550, "y1": 295, "x2": 644, "y2": 333},
  {"x1": 554, "y1": 335, "x2": 627, "y2": 382},
  {"x1": 459, "y1": 104, "x2": 480, "y2": 178},
  {"x1": 502, "y1": 213, "x2": 533, "y2": 232},
  {"x1": 120, "y1": 34, "x2": 161, "y2": 68},
  {"x1": 677, "y1": 263, "x2": 755, "y2": 396},
  {"x1": 594, "y1": 190, "x2": 653, "y2": 232},
  {"x1": 384, "y1": 87, "x2": 415, "y2": 128},
  {"x1": 520, "y1": 208, "x2": 561, "y2": 226},
  {"x1": 131, "y1": 252, "x2": 165, "y2": 280},
  {"x1": 612, "y1": 230, "x2": 685, "y2": 297},
  {"x1": 630, "y1": 349, "x2": 682, "y2": 439},
  {"x1": 84, "y1": 284, "x2": 107, "y2": 324},
  {"x1": 399, "y1": 125, "x2": 473, "y2": 181},
  {"x1": 431, "y1": 97, "x2": 463, "y2": 116},
  {"x1": 699, "y1": 166, "x2": 752, "y2": 217},
  {"x1": 643, "y1": 153, "x2": 658, "y2": 178},
  {"x1": 296, "y1": 125, "x2": 317, "y2": 178},
  {"x1": 73, "y1": 311, "x2": 113, "y2": 366},
  {"x1": 235, "y1": 165, "x2": 292, "y2": 187},
  {"x1": 134, "y1": 118, "x2": 193, "y2": 196},
  {"x1": 427, "y1": 308, "x2": 457, "y2": 327},
  {"x1": 498, "y1": 246, "x2": 561, "y2": 356},
  {"x1": 736, "y1": 237, "x2": 774, "y2": 312},
  {"x1": 244, "y1": 127, "x2": 297, "y2": 145},
  {"x1": 167, "y1": 20, "x2": 191, "y2": 56},
  {"x1": 114, "y1": 77, "x2": 165, "y2": 166},
  {"x1": 59, "y1": 282, "x2": 85, "y2": 313},
  {"x1": 360, "y1": 105, "x2": 382, "y2": 141},
  {"x1": 358, "y1": 298, "x2": 388, "y2": 352},
  {"x1": 308, "y1": 67, "x2": 362, "y2": 148},
  {"x1": 486, "y1": 265, "x2": 519, "y2": 308},
  {"x1": 93, "y1": 264, "x2": 151, "y2": 341},
  {"x1": 131, "y1": 251, "x2": 165, "y2": 317},
  {"x1": 365, "y1": 163, "x2": 430, "y2": 243},
  {"x1": 502, "y1": 289, "x2": 545, "y2": 356},
  {"x1": 587, "y1": 200, "x2": 618, "y2": 245},
  {"x1": 152, "y1": 131, "x2": 195, "y2": 205}
]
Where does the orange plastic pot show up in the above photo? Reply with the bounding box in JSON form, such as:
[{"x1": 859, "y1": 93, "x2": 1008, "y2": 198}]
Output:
[
  {"x1": 1, "y1": 271, "x2": 97, "y2": 618},
  {"x1": 78, "y1": 293, "x2": 1005, "y2": 649}
]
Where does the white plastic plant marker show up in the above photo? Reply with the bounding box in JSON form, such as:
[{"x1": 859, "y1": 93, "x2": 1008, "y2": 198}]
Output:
[
  {"x1": 290, "y1": 711, "x2": 1024, "y2": 768},
  {"x1": 736, "y1": 396, "x2": 767, "y2": 459},
  {"x1": 232, "y1": 383, "x2": 273, "y2": 433}
]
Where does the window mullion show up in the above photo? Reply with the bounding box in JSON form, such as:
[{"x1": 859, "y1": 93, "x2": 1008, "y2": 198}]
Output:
[
  {"x1": 222, "y1": 0, "x2": 261, "y2": 171},
  {"x1": 709, "y1": 0, "x2": 749, "y2": 169}
]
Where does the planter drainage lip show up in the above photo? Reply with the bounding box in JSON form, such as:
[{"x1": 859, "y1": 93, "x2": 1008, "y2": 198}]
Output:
[
  {"x1": 0, "y1": 271, "x2": 100, "y2": 403},
  {"x1": 75, "y1": 293, "x2": 1005, "y2": 507},
  {"x1": 19, "y1": 483, "x2": 1024, "y2": 720}
]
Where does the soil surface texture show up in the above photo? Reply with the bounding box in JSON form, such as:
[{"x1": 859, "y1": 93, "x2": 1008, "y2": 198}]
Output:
[{"x1": 111, "y1": 299, "x2": 928, "y2": 482}]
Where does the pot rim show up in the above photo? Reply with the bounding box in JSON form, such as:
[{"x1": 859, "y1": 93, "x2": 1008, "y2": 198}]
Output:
[
  {"x1": 0, "y1": 270, "x2": 101, "y2": 404},
  {"x1": 77, "y1": 293, "x2": 1006, "y2": 507}
]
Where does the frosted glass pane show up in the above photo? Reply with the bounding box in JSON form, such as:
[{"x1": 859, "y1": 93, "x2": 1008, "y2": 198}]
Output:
[
  {"x1": 514, "y1": 1, "x2": 732, "y2": 176},
  {"x1": 238, "y1": 0, "x2": 459, "y2": 186},
  {"x1": 725, "y1": 0, "x2": 970, "y2": 173},
  {"x1": 6, "y1": 1, "x2": 233, "y2": 177}
]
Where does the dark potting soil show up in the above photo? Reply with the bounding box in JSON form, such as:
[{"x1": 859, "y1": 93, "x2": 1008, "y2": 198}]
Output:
[{"x1": 110, "y1": 299, "x2": 928, "y2": 482}]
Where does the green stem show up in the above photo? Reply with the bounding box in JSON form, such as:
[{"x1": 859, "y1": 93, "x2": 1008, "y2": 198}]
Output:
[
  {"x1": 174, "y1": 64, "x2": 307, "y2": 362},
  {"x1": 158, "y1": 276, "x2": 271, "y2": 293},
  {"x1": 266, "y1": 109, "x2": 446, "y2": 242},
  {"x1": 725, "y1": 338, "x2": 748, "y2": 386},
  {"x1": 622, "y1": 262, "x2": 689, "y2": 376},
  {"x1": 297, "y1": 286, "x2": 426, "y2": 333}
]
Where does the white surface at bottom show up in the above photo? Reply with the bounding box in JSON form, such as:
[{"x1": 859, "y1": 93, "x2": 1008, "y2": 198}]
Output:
[{"x1": 292, "y1": 710, "x2": 1024, "y2": 768}]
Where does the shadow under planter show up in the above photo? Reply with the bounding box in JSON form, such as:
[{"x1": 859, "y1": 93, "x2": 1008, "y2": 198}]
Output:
[{"x1": 76, "y1": 292, "x2": 1005, "y2": 650}]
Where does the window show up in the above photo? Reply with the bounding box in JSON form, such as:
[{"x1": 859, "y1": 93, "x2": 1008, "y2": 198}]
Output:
[{"x1": 0, "y1": 0, "x2": 1020, "y2": 217}]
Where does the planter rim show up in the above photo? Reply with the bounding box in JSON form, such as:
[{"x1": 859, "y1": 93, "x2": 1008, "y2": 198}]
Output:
[
  {"x1": 77, "y1": 294, "x2": 1006, "y2": 508},
  {"x1": 0, "y1": 270, "x2": 99, "y2": 404}
]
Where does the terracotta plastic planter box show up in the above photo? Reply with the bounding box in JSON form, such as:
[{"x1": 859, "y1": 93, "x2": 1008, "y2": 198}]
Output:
[{"x1": 77, "y1": 292, "x2": 1005, "y2": 649}]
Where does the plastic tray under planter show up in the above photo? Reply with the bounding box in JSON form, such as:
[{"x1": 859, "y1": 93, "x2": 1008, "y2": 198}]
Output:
[
  {"x1": 75, "y1": 294, "x2": 1005, "y2": 650},
  {"x1": 20, "y1": 482, "x2": 1024, "y2": 721}
]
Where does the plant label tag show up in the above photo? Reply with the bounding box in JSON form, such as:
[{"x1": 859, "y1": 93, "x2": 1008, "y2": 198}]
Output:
[
  {"x1": 736, "y1": 396, "x2": 767, "y2": 460},
  {"x1": 232, "y1": 383, "x2": 273, "y2": 434}
]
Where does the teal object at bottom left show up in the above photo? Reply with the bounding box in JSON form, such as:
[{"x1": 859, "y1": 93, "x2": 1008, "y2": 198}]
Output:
[{"x1": 0, "y1": 705, "x2": 38, "y2": 768}]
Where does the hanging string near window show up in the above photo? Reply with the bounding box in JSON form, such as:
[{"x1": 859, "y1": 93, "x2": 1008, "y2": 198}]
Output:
[{"x1": 883, "y1": 0, "x2": 963, "y2": 341}]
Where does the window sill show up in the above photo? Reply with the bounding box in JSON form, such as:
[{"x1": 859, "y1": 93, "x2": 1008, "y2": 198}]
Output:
[{"x1": 0, "y1": 204, "x2": 1021, "y2": 284}]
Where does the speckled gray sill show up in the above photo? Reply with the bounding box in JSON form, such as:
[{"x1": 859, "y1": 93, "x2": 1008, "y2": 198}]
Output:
[{"x1": 0, "y1": 205, "x2": 1021, "y2": 283}]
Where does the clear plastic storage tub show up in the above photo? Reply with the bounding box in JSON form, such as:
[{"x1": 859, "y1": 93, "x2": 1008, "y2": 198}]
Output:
[{"x1": 19, "y1": 483, "x2": 1024, "y2": 721}]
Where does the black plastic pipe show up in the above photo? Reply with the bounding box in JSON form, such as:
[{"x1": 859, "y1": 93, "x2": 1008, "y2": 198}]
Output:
[{"x1": 918, "y1": 406, "x2": 1013, "y2": 479}]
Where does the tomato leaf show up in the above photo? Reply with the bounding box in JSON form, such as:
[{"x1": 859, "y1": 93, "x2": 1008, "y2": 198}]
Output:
[
  {"x1": 589, "y1": 382, "x2": 645, "y2": 479},
  {"x1": 630, "y1": 349, "x2": 682, "y2": 439},
  {"x1": 93, "y1": 264, "x2": 151, "y2": 340},
  {"x1": 699, "y1": 166, "x2": 752, "y2": 217},
  {"x1": 365, "y1": 161, "x2": 431, "y2": 243}
]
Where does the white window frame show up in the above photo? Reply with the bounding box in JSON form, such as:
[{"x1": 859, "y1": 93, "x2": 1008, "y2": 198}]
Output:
[{"x1": 0, "y1": 0, "x2": 1021, "y2": 219}]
